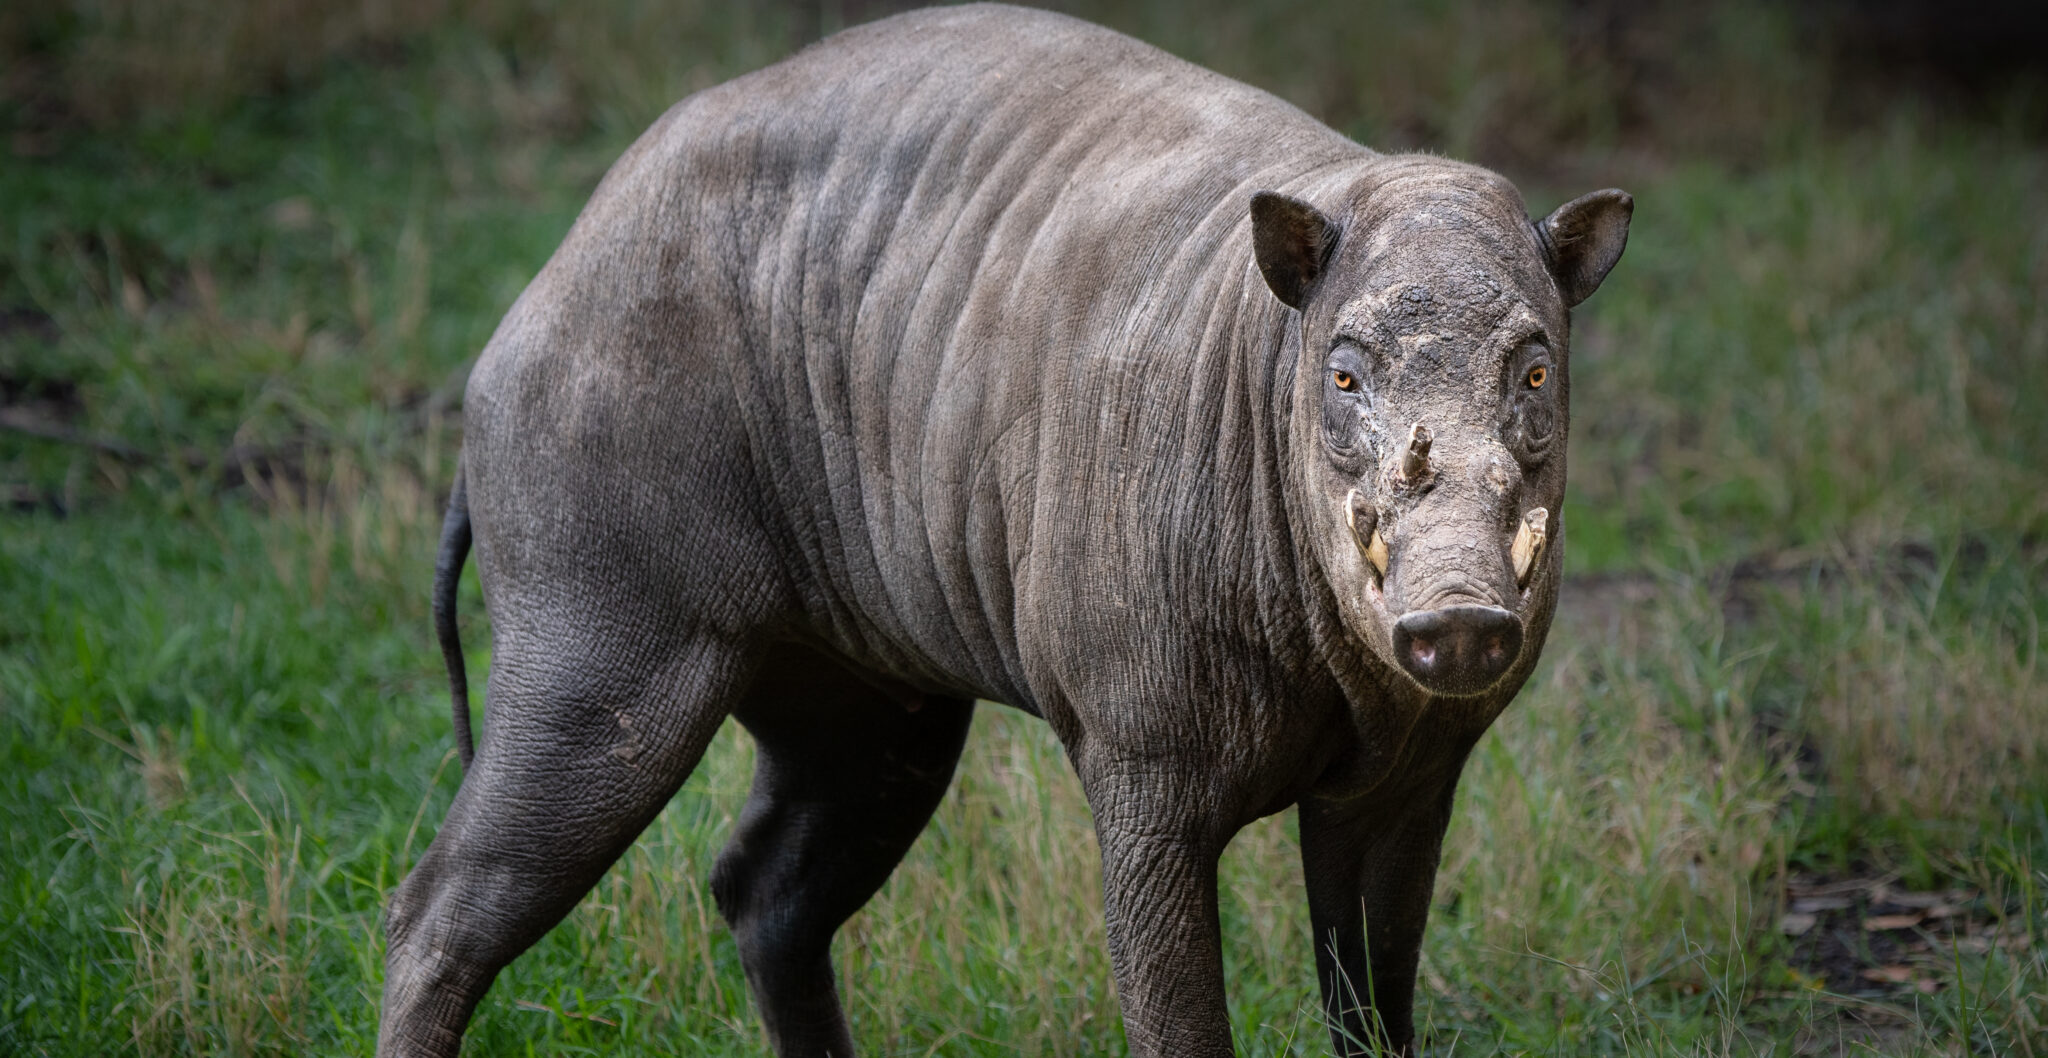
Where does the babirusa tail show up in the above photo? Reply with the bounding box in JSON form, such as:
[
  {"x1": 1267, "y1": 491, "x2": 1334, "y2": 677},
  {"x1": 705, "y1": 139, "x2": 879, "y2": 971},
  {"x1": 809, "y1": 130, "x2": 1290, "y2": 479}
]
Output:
[{"x1": 434, "y1": 470, "x2": 475, "y2": 770}]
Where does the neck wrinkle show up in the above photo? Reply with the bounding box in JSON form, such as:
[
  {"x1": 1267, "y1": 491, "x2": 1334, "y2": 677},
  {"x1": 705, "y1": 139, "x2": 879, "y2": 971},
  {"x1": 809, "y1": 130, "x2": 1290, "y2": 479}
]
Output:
[{"x1": 1230, "y1": 267, "x2": 1348, "y2": 699}]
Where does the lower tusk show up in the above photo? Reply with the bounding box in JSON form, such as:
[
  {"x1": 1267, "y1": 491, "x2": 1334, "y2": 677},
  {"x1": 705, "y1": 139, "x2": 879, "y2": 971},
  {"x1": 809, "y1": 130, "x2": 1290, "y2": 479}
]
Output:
[
  {"x1": 1346, "y1": 490, "x2": 1387, "y2": 583},
  {"x1": 1512, "y1": 507, "x2": 1549, "y2": 588}
]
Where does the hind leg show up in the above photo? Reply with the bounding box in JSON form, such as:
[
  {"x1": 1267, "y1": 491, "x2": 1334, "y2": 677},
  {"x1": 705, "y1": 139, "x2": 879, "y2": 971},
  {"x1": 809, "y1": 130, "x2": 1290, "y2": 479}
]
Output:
[
  {"x1": 712, "y1": 649, "x2": 975, "y2": 1057},
  {"x1": 379, "y1": 627, "x2": 752, "y2": 1058}
]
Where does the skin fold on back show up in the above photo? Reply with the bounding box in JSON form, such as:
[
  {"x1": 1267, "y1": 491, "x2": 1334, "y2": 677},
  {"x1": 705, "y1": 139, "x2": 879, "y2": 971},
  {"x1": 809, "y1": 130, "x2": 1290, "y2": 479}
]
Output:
[{"x1": 469, "y1": 6, "x2": 1362, "y2": 713}]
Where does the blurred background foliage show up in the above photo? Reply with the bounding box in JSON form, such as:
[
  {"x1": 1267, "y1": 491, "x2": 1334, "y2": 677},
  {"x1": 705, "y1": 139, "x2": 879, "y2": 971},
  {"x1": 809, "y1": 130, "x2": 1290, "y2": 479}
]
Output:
[{"x1": 2, "y1": 1, "x2": 2044, "y2": 1055}]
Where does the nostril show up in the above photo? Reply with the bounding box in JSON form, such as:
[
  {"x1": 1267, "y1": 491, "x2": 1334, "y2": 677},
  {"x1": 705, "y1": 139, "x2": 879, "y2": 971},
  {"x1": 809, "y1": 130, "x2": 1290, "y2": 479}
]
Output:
[{"x1": 1392, "y1": 604, "x2": 1523, "y2": 695}]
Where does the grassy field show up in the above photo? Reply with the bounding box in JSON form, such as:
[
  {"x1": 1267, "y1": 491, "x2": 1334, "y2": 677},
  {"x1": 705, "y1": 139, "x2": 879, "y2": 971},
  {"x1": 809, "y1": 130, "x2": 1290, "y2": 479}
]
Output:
[{"x1": 3, "y1": 1, "x2": 2045, "y2": 1054}]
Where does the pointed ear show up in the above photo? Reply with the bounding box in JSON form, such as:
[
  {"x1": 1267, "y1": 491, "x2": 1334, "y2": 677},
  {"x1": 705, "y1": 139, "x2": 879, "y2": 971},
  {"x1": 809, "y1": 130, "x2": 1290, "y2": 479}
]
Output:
[
  {"x1": 1536, "y1": 189, "x2": 1632, "y2": 308},
  {"x1": 1251, "y1": 191, "x2": 1339, "y2": 310}
]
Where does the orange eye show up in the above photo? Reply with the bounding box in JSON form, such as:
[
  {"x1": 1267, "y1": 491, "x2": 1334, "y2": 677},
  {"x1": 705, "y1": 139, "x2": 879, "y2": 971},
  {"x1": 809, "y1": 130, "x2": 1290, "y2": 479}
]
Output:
[
  {"x1": 1526, "y1": 365, "x2": 1548, "y2": 389},
  {"x1": 1333, "y1": 370, "x2": 1357, "y2": 392}
]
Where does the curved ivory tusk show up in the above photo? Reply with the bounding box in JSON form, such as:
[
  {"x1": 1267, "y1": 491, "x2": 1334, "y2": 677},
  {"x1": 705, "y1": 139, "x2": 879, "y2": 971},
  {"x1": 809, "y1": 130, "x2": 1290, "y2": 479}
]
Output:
[
  {"x1": 1512, "y1": 506, "x2": 1549, "y2": 588},
  {"x1": 1399, "y1": 422, "x2": 1432, "y2": 484},
  {"x1": 1346, "y1": 490, "x2": 1386, "y2": 582}
]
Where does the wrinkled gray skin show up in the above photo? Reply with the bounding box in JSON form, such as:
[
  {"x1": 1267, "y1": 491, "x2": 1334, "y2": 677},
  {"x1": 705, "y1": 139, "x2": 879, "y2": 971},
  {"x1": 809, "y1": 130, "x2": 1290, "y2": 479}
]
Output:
[{"x1": 380, "y1": 6, "x2": 1631, "y2": 1056}]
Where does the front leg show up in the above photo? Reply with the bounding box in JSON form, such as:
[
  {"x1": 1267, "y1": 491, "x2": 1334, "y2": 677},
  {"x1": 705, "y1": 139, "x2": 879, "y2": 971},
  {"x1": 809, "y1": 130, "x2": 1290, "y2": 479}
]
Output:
[
  {"x1": 1084, "y1": 764, "x2": 1236, "y2": 1058},
  {"x1": 1300, "y1": 760, "x2": 1467, "y2": 1057},
  {"x1": 1299, "y1": 796, "x2": 1375, "y2": 1055}
]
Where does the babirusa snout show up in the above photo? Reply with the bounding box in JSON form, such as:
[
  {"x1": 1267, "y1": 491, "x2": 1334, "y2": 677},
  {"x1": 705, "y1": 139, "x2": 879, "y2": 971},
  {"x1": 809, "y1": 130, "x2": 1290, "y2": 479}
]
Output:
[
  {"x1": 1375, "y1": 491, "x2": 1535, "y2": 694},
  {"x1": 1391, "y1": 604, "x2": 1523, "y2": 697},
  {"x1": 1511, "y1": 507, "x2": 1548, "y2": 589}
]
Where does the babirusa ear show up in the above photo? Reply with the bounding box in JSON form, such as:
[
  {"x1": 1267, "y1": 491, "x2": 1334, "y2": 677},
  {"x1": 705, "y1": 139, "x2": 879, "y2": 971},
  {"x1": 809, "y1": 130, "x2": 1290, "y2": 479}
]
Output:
[
  {"x1": 1251, "y1": 191, "x2": 1339, "y2": 310},
  {"x1": 1536, "y1": 189, "x2": 1632, "y2": 307}
]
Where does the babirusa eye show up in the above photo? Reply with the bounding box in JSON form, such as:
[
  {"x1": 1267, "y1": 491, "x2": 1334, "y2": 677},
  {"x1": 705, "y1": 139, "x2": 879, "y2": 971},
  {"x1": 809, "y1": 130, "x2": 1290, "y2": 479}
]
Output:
[
  {"x1": 1526, "y1": 365, "x2": 1547, "y2": 389},
  {"x1": 1333, "y1": 370, "x2": 1357, "y2": 392}
]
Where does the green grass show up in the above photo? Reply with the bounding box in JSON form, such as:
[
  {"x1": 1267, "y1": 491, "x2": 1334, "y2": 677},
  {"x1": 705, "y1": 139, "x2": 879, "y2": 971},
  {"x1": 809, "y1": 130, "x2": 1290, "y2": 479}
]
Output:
[{"x1": 4, "y1": 2, "x2": 2046, "y2": 1055}]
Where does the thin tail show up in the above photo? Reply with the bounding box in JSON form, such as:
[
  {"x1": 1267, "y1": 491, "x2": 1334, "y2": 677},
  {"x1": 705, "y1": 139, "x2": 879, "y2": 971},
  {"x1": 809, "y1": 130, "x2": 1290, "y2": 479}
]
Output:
[{"x1": 434, "y1": 470, "x2": 475, "y2": 770}]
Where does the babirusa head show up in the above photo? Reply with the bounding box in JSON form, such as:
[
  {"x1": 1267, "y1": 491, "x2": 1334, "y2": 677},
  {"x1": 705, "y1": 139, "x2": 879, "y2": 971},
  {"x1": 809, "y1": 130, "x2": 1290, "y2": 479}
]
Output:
[{"x1": 1252, "y1": 166, "x2": 1631, "y2": 697}]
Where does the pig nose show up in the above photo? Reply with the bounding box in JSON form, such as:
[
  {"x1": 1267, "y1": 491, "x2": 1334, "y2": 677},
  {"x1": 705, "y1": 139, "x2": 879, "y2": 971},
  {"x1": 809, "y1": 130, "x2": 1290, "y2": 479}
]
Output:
[{"x1": 1391, "y1": 605, "x2": 1523, "y2": 696}]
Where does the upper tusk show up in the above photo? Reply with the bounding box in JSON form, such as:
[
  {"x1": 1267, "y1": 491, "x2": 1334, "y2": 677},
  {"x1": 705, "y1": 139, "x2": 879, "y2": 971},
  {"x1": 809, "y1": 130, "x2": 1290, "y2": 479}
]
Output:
[
  {"x1": 1398, "y1": 422, "x2": 1432, "y2": 485},
  {"x1": 1367, "y1": 529, "x2": 1389, "y2": 579},
  {"x1": 1512, "y1": 506, "x2": 1549, "y2": 588}
]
